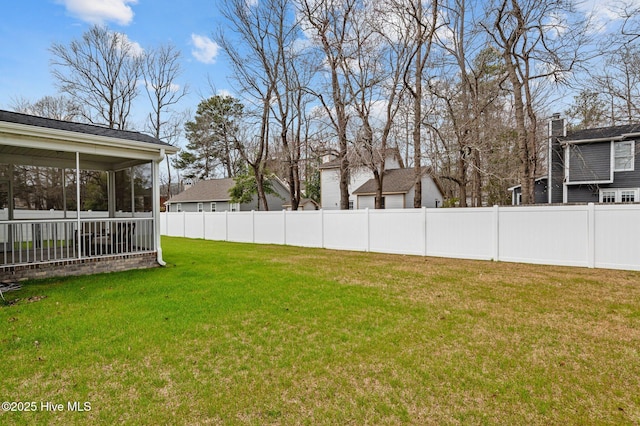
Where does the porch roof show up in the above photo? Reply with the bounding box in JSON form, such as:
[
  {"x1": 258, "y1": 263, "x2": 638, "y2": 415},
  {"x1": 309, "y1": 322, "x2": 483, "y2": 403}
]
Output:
[{"x1": 0, "y1": 110, "x2": 178, "y2": 170}]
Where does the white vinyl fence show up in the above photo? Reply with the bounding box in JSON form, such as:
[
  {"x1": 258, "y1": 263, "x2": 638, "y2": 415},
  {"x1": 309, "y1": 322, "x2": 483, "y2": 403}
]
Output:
[{"x1": 161, "y1": 204, "x2": 640, "y2": 271}]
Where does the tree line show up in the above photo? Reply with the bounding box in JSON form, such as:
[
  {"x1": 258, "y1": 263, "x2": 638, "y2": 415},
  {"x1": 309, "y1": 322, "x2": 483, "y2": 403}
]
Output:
[{"x1": 11, "y1": 0, "x2": 640, "y2": 210}]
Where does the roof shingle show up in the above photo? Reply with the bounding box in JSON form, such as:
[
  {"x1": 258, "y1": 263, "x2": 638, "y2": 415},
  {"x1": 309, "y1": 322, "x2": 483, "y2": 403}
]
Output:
[
  {"x1": 353, "y1": 167, "x2": 430, "y2": 195},
  {"x1": 0, "y1": 109, "x2": 175, "y2": 148},
  {"x1": 562, "y1": 123, "x2": 640, "y2": 142},
  {"x1": 166, "y1": 179, "x2": 236, "y2": 203}
]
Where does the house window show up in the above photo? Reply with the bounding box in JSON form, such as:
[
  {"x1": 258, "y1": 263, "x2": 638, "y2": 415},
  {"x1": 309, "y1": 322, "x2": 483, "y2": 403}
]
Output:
[
  {"x1": 176, "y1": 203, "x2": 182, "y2": 212},
  {"x1": 348, "y1": 200, "x2": 354, "y2": 210},
  {"x1": 601, "y1": 191, "x2": 616, "y2": 203},
  {"x1": 614, "y1": 141, "x2": 635, "y2": 172},
  {"x1": 599, "y1": 188, "x2": 639, "y2": 203},
  {"x1": 197, "y1": 202, "x2": 203, "y2": 212},
  {"x1": 621, "y1": 190, "x2": 636, "y2": 203},
  {"x1": 211, "y1": 202, "x2": 217, "y2": 212},
  {"x1": 230, "y1": 203, "x2": 239, "y2": 212}
]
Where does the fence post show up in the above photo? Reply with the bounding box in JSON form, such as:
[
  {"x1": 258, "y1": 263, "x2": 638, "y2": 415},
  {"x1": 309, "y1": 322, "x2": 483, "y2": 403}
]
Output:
[
  {"x1": 422, "y1": 207, "x2": 427, "y2": 257},
  {"x1": 320, "y1": 209, "x2": 324, "y2": 249},
  {"x1": 365, "y1": 208, "x2": 370, "y2": 252},
  {"x1": 182, "y1": 211, "x2": 186, "y2": 238},
  {"x1": 252, "y1": 210, "x2": 256, "y2": 243},
  {"x1": 587, "y1": 203, "x2": 595, "y2": 268},
  {"x1": 202, "y1": 211, "x2": 206, "y2": 240},
  {"x1": 492, "y1": 205, "x2": 500, "y2": 262},
  {"x1": 283, "y1": 209, "x2": 287, "y2": 245},
  {"x1": 225, "y1": 210, "x2": 229, "y2": 241}
]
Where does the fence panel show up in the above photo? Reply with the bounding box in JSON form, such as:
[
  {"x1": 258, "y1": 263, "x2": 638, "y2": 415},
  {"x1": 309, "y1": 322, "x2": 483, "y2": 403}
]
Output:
[
  {"x1": 204, "y1": 213, "x2": 227, "y2": 241},
  {"x1": 594, "y1": 205, "x2": 640, "y2": 271},
  {"x1": 322, "y1": 210, "x2": 368, "y2": 251},
  {"x1": 227, "y1": 212, "x2": 253, "y2": 243},
  {"x1": 498, "y1": 206, "x2": 590, "y2": 267},
  {"x1": 165, "y1": 212, "x2": 185, "y2": 237},
  {"x1": 254, "y1": 212, "x2": 285, "y2": 245},
  {"x1": 425, "y1": 208, "x2": 494, "y2": 260},
  {"x1": 285, "y1": 210, "x2": 323, "y2": 248},
  {"x1": 369, "y1": 209, "x2": 424, "y2": 255},
  {"x1": 184, "y1": 212, "x2": 205, "y2": 239}
]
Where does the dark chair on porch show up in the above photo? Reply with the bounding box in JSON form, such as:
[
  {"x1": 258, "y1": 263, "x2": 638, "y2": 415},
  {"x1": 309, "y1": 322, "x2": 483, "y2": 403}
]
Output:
[{"x1": 92, "y1": 222, "x2": 136, "y2": 255}]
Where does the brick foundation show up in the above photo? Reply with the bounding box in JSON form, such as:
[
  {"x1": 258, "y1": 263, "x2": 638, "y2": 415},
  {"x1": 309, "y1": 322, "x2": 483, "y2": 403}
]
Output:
[{"x1": 1, "y1": 252, "x2": 160, "y2": 282}]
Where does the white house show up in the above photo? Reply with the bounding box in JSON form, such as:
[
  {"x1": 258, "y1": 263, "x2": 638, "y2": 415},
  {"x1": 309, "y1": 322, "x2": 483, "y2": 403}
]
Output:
[
  {"x1": 352, "y1": 166, "x2": 444, "y2": 209},
  {"x1": 319, "y1": 150, "x2": 403, "y2": 209},
  {"x1": 320, "y1": 149, "x2": 443, "y2": 209}
]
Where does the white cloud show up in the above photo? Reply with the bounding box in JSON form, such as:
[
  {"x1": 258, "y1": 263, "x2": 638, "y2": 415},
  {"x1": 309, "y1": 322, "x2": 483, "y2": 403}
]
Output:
[
  {"x1": 191, "y1": 34, "x2": 219, "y2": 64},
  {"x1": 118, "y1": 32, "x2": 144, "y2": 57},
  {"x1": 58, "y1": 0, "x2": 137, "y2": 26}
]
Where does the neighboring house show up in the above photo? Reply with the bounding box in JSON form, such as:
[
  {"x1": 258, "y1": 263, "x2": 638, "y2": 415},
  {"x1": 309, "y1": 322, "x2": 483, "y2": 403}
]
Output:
[
  {"x1": 319, "y1": 149, "x2": 403, "y2": 210},
  {"x1": 510, "y1": 115, "x2": 640, "y2": 204},
  {"x1": 165, "y1": 177, "x2": 289, "y2": 212},
  {"x1": 352, "y1": 167, "x2": 444, "y2": 209},
  {"x1": 0, "y1": 109, "x2": 178, "y2": 281},
  {"x1": 283, "y1": 198, "x2": 319, "y2": 211}
]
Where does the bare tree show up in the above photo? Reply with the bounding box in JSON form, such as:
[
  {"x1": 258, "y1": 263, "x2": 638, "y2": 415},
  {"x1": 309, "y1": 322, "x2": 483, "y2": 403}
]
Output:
[
  {"x1": 142, "y1": 43, "x2": 188, "y2": 198},
  {"x1": 298, "y1": 0, "x2": 356, "y2": 210},
  {"x1": 217, "y1": 0, "x2": 284, "y2": 210},
  {"x1": 399, "y1": 0, "x2": 440, "y2": 208},
  {"x1": 484, "y1": 0, "x2": 589, "y2": 204},
  {"x1": 343, "y1": 2, "x2": 412, "y2": 209},
  {"x1": 11, "y1": 95, "x2": 82, "y2": 121},
  {"x1": 50, "y1": 25, "x2": 143, "y2": 130}
]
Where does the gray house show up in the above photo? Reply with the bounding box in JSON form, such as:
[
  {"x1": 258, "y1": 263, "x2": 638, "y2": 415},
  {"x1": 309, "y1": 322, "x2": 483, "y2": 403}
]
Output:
[
  {"x1": 165, "y1": 177, "x2": 289, "y2": 212},
  {"x1": 511, "y1": 116, "x2": 640, "y2": 204}
]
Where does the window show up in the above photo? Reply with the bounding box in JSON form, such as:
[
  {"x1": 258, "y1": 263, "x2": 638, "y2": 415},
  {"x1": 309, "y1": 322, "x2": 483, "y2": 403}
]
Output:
[
  {"x1": 601, "y1": 191, "x2": 616, "y2": 203},
  {"x1": 230, "y1": 203, "x2": 239, "y2": 212},
  {"x1": 348, "y1": 200, "x2": 354, "y2": 210},
  {"x1": 621, "y1": 190, "x2": 636, "y2": 203},
  {"x1": 211, "y1": 202, "x2": 217, "y2": 212},
  {"x1": 599, "y1": 188, "x2": 639, "y2": 203},
  {"x1": 197, "y1": 202, "x2": 203, "y2": 212},
  {"x1": 614, "y1": 141, "x2": 635, "y2": 172},
  {"x1": 176, "y1": 203, "x2": 182, "y2": 212}
]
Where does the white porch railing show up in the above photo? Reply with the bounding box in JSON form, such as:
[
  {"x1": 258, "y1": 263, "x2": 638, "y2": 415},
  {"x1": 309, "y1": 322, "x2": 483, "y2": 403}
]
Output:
[{"x1": 0, "y1": 218, "x2": 154, "y2": 267}]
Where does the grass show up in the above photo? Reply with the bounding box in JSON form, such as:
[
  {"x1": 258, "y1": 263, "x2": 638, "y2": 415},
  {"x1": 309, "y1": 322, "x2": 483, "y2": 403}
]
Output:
[{"x1": 1, "y1": 236, "x2": 639, "y2": 425}]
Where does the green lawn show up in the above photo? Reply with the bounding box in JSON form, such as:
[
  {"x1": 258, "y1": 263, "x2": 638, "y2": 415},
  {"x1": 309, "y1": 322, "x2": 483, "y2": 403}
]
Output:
[{"x1": 1, "y1": 236, "x2": 639, "y2": 425}]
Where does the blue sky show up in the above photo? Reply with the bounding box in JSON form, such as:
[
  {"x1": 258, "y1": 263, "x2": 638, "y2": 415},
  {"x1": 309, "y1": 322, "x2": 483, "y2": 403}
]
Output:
[{"x1": 0, "y1": 0, "x2": 231, "y2": 130}]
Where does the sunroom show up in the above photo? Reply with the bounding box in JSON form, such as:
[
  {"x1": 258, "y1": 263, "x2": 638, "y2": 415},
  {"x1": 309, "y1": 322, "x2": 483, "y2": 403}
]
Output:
[{"x1": 0, "y1": 110, "x2": 178, "y2": 281}]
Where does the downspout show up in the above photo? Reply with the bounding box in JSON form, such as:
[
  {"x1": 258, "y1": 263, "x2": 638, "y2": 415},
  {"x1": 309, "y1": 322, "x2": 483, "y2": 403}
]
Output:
[{"x1": 153, "y1": 149, "x2": 166, "y2": 266}]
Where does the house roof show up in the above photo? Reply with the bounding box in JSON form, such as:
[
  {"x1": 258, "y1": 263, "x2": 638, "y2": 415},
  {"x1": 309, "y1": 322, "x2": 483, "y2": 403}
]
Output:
[
  {"x1": 353, "y1": 167, "x2": 440, "y2": 195},
  {"x1": 0, "y1": 109, "x2": 176, "y2": 150},
  {"x1": 319, "y1": 147, "x2": 404, "y2": 169},
  {"x1": 166, "y1": 178, "x2": 236, "y2": 203},
  {"x1": 282, "y1": 198, "x2": 319, "y2": 208},
  {"x1": 561, "y1": 123, "x2": 640, "y2": 144}
]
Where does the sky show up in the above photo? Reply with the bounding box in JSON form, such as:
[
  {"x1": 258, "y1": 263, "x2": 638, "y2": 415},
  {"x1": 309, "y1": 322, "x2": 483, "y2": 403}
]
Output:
[
  {"x1": 0, "y1": 0, "x2": 637, "y2": 137},
  {"x1": 0, "y1": 0, "x2": 232, "y2": 135}
]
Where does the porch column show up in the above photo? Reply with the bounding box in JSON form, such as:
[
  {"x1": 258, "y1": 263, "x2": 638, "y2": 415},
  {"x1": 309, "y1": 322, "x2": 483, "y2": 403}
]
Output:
[
  {"x1": 76, "y1": 152, "x2": 82, "y2": 259},
  {"x1": 153, "y1": 150, "x2": 165, "y2": 265},
  {"x1": 108, "y1": 171, "x2": 116, "y2": 218}
]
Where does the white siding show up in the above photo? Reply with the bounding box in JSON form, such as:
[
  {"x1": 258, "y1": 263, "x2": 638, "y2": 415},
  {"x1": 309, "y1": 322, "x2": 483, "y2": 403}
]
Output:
[{"x1": 320, "y1": 168, "x2": 342, "y2": 209}]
